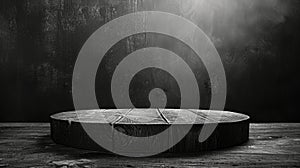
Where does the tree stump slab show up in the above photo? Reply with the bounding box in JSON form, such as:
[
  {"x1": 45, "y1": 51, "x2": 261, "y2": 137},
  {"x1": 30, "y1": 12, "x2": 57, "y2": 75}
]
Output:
[{"x1": 50, "y1": 109, "x2": 249, "y2": 155}]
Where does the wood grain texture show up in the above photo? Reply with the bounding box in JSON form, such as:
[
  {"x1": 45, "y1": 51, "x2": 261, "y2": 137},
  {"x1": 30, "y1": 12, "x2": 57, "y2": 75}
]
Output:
[
  {"x1": 50, "y1": 109, "x2": 250, "y2": 154},
  {"x1": 0, "y1": 123, "x2": 299, "y2": 167}
]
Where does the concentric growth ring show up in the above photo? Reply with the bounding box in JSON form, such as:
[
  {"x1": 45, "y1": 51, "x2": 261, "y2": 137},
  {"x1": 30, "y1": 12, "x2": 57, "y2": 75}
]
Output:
[{"x1": 72, "y1": 11, "x2": 227, "y2": 157}]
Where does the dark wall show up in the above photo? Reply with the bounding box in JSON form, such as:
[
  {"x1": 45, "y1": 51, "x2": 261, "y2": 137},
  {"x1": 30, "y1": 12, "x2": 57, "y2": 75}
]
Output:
[{"x1": 0, "y1": 0, "x2": 300, "y2": 122}]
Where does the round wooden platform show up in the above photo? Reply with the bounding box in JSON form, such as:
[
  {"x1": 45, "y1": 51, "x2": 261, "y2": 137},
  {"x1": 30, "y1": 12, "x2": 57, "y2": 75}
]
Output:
[{"x1": 50, "y1": 109, "x2": 249, "y2": 155}]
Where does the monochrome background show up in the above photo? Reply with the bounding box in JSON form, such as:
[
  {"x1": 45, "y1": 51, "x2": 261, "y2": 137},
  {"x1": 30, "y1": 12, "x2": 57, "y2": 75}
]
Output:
[{"x1": 0, "y1": 0, "x2": 300, "y2": 122}]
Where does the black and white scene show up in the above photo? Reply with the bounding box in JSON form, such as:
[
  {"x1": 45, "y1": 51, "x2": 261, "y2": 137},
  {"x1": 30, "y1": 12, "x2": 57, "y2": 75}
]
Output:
[{"x1": 0, "y1": 0, "x2": 300, "y2": 167}]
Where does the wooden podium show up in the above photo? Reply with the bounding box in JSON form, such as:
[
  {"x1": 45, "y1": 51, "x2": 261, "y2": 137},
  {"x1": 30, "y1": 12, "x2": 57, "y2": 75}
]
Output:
[{"x1": 50, "y1": 109, "x2": 249, "y2": 155}]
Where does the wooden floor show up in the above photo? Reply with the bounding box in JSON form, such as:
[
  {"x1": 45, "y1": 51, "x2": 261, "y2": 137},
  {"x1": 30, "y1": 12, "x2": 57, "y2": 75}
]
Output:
[{"x1": 0, "y1": 123, "x2": 299, "y2": 167}]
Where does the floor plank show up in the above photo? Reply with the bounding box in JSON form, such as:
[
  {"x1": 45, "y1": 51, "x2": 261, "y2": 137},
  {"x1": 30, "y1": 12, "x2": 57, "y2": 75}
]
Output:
[{"x1": 0, "y1": 123, "x2": 299, "y2": 167}]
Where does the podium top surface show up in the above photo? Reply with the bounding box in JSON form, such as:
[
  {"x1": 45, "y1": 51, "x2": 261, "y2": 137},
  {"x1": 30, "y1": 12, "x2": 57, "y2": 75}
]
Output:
[{"x1": 50, "y1": 109, "x2": 249, "y2": 124}]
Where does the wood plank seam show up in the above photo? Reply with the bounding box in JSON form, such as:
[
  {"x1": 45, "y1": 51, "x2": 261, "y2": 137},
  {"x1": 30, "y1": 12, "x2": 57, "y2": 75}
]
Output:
[
  {"x1": 187, "y1": 109, "x2": 218, "y2": 122},
  {"x1": 114, "y1": 108, "x2": 133, "y2": 124},
  {"x1": 157, "y1": 108, "x2": 170, "y2": 124}
]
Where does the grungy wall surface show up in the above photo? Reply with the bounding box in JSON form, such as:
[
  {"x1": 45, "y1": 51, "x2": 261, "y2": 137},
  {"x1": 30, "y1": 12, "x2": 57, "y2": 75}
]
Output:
[{"x1": 0, "y1": 0, "x2": 300, "y2": 122}]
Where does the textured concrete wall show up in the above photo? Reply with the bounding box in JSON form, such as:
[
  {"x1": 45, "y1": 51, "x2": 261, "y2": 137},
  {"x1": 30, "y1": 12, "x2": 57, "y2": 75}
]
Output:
[{"x1": 0, "y1": 0, "x2": 300, "y2": 121}]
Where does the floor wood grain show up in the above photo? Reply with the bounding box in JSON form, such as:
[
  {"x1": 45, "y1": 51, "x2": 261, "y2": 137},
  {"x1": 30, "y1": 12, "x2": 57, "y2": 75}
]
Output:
[{"x1": 0, "y1": 123, "x2": 299, "y2": 167}]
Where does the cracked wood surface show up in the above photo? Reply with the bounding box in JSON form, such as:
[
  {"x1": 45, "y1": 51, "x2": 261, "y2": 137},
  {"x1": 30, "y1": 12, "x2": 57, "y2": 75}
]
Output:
[
  {"x1": 50, "y1": 109, "x2": 249, "y2": 124},
  {"x1": 0, "y1": 123, "x2": 299, "y2": 167}
]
